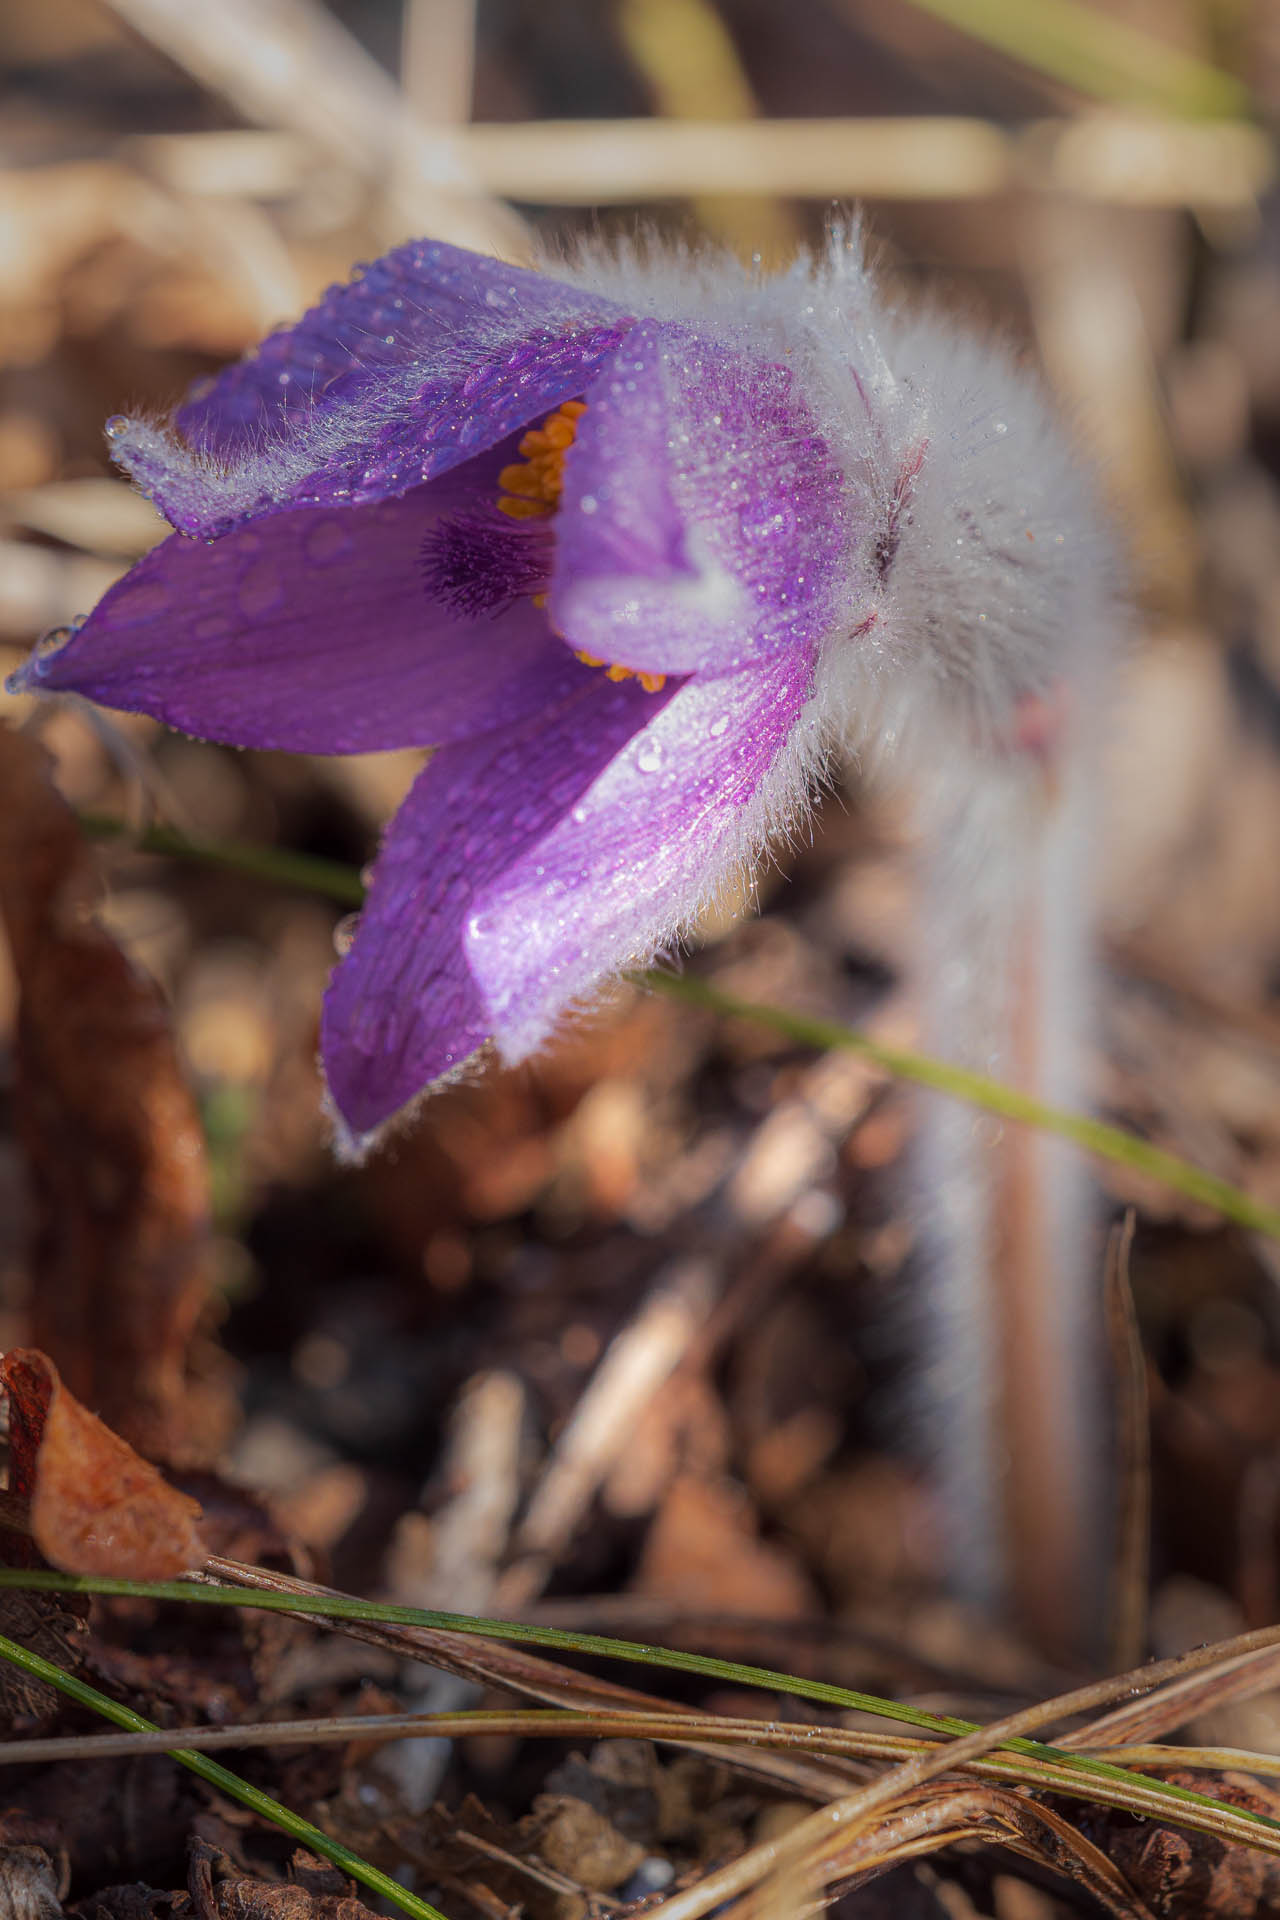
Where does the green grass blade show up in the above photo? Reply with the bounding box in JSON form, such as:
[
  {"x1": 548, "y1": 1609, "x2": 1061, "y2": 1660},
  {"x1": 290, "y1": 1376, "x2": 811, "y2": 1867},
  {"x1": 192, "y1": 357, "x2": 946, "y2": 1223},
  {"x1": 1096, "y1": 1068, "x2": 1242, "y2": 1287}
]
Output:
[
  {"x1": 2, "y1": 1571, "x2": 1279, "y2": 1858},
  {"x1": 78, "y1": 812, "x2": 365, "y2": 907},
  {"x1": 637, "y1": 969, "x2": 1280, "y2": 1242},
  {"x1": 0, "y1": 1629, "x2": 450, "y2": 1920},
  {"x1": 77, "y1": 812, "x2": 1280, "y2": 1242},
  {"x1": 903, "y1": 0, "x2": 1248, "y2": 118}
]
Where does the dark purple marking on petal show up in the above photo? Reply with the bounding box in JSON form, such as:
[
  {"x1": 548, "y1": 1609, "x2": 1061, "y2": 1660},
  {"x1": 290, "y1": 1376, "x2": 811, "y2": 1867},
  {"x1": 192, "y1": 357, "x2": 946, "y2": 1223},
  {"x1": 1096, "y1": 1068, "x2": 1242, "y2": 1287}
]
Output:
[
  {"x1": 420, "y1": 511, "x2": 551, "y2": 620},
  {"x1": 11, "y1": 468, "x2": 596, "y2": 754},
  {"x1": 321, "y1": 673, "x2": 671, "y2": 1140},
  {"x1": 552, "y1": 320, "x2": 850, "y2": 681},
  {"x1": 466, "y1": 641, "x2": 819, "y2": 1060},
  {"x1": 130, "y1": 239, "x2": 633, "y2": 535}
]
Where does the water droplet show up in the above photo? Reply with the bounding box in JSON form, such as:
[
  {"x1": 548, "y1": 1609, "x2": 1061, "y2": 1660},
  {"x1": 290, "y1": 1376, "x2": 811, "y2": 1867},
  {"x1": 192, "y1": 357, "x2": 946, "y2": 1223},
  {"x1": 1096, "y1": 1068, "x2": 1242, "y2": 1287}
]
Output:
[
  {"x1": 237, "y1": 558, "x2": 284, "y2": 619},
  {"x1": 333, "y1": 912, "x2": 360, "y2": 957},
  {"x1": 104, "y1": 415, "x2": 128, "y2": 440},
  {"x1": 305, "y1": 518, "x2": 353, "y2": 565},
  {"x1": 35, "y1": 625, "x2": 74, "y2": 660},
  {"x1": 708, "y1": 714, "x2": 729, "y2": 737},
  {"x1": 636, "y1": 739, "x2": 664, "y2": 774}
]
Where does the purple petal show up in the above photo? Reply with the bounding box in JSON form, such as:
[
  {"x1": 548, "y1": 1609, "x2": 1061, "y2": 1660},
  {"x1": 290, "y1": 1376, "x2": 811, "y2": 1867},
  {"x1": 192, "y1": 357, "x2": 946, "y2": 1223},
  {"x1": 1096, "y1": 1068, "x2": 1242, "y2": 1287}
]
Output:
[
  {"x1": 11, "y1": 466, "x2": 590, "y2": 753},
  {"x1": 467, "y1": 644, "x2": 818, "y2": 1059},
  {"x1": 552, "y1": 321, "x2": 850, "y2": 679},
  {"x1": 114, "y1": 241, "x2": 631, "y2": 536},
  {"x1": 321, "y1": 674, "x2": 670, "y2": 1141}
]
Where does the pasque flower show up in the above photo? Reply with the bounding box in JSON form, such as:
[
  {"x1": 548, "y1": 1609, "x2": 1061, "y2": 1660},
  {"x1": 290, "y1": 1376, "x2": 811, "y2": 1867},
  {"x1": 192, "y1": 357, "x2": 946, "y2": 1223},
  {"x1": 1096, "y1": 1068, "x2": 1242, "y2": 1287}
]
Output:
[{"x1": 11, "y1": 231, "x2": 1115, "y2": 1153}]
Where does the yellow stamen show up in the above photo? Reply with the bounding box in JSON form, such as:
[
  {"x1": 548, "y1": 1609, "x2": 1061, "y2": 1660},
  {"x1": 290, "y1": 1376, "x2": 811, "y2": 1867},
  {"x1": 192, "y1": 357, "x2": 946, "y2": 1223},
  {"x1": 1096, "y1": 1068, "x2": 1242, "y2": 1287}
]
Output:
[
  {"x1": 497, "y1": 495, "x2": 552, "y2": 520},
  {"x1": 499, "y1": 399, "x2": 586, "y2": 516},
  {"x1": 497, "y1": 463, "x2": 545, "y2": 496},
  {"x1": 498, "y1": 399, "x2": 665, "y2": 694}
]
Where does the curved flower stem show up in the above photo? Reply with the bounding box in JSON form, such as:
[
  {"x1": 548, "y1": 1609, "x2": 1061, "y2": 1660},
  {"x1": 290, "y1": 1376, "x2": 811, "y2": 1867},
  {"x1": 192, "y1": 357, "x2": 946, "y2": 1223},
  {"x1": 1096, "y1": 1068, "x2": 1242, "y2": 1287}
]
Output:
[{"x1": 74, "y1": 811, "x2": 1280, "y2": 1242}]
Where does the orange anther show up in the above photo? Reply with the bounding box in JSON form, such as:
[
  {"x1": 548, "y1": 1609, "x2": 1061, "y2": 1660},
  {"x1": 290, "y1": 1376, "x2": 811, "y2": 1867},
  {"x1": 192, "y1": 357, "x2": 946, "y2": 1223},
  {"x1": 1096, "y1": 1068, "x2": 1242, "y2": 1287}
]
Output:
[
  {"x1": 498, "y1": 464, "x2": 543, "y2": 496},
  {"x1": 497, "y1": 495, "x2": 552, "y2": 519}
]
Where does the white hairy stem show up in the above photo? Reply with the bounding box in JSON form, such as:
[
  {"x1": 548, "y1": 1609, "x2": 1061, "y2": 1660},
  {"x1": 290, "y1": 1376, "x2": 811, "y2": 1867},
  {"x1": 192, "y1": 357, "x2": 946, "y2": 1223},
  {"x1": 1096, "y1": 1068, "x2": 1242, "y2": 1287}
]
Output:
[{"x1": 914, "y1": 711, "x2": 1103, "y2": 1651}]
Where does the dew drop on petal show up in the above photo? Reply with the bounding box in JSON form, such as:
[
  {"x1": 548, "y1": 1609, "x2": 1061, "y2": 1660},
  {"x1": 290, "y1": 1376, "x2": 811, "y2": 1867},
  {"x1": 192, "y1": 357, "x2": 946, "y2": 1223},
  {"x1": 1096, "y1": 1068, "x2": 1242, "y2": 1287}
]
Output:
[
  {"x1": 333, "y1": 912, "x2": 360, "y2": 957},
  {"x1": 709, "y1": 714, "x2": 729, "y2": 737},
  {"x1": 104, "y1": 415, "x2": 128, "y2": 440},
  {"x1": 34, "y1": 624, "x2": 74, "y2": 660},
  {"x1": 305, "y1": 518, "x2": 353, "y2": 565},
  {"x1": 237, "y1": 558, "x2": 285, "y2": 619},
  {"x1": 636, "y1": 739, "x2": 664, "y2": 774}
]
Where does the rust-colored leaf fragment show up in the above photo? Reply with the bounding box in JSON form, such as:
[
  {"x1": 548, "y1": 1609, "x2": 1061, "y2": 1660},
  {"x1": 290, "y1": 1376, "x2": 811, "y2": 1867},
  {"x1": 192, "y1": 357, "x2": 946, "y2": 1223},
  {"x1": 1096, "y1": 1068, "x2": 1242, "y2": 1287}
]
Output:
[
  {"x1": 188, "y1": 1838, "x2": 377, "y2": 1920},
  {"x1": 0, "y1": 1350, "x2": 206, "y2": 1579},
  {"x1": 1093, "y1": 1770, "x2": 1280, "y2": 1919},
  {"x1": 0, "y1": 727, "x2": 224, "y2": 1465}
]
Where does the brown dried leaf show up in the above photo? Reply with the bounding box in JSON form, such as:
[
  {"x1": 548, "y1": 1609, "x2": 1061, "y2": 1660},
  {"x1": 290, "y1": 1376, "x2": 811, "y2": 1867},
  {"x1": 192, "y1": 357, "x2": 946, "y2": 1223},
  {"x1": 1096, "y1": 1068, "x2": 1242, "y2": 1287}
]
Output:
[
  {"x1": 0, "y1": 1351, "x2": 206, "y2": 1579},
  {"x1": 0, "y1": 1846, "x2": 66, "y2": 1920},
  {"x1": 823, "y1": 1783, "x2": 1156, "y2": 1920},
  {"x1": 1086, "y1": 1770, "x2": 1280, "y2": 1919},
  {"x1": 0, "y1": 728, "x2": 226, "y2": 1466},
  {"x1": 187, "y1": 1838, "x2": 375, "y2": 1920},
  {"x1": 531, "y1": 1796, "x2": 645, "y2": 1893},
  {"x1": 634, "y1": 1473, "x2": 818, "y2": 1618},
  {"x1": 0, "y1": 1586, "x2": 89, "y2": 1732}
]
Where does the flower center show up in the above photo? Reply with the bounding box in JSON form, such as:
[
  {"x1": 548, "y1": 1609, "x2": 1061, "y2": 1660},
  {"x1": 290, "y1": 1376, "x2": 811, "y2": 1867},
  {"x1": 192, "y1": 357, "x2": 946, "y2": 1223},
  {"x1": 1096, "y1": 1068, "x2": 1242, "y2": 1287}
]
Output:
[
  {"x1": 497, "y1": 401, "x2": 666, "y2": 695},
  {"x1": 496, "y1": 399, "x2": 586, "y2": 520}
]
